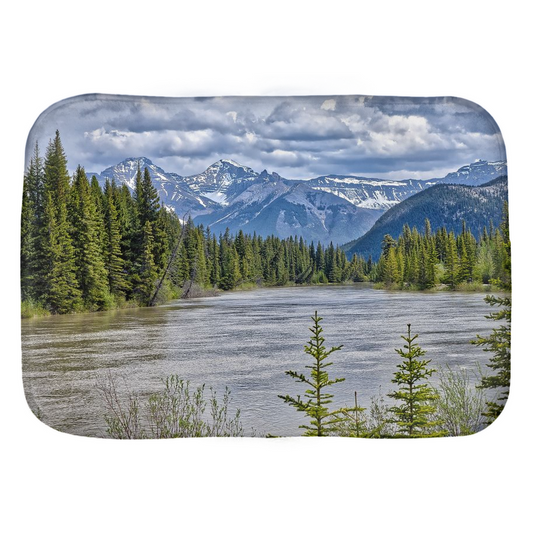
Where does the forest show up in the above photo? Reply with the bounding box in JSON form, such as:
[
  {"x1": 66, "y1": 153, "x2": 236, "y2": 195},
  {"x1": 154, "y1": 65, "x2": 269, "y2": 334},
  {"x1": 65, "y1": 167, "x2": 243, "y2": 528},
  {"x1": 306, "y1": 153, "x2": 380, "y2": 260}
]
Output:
[{"x1": 21, "y1": 131, "x2": 510, "y2": 317}]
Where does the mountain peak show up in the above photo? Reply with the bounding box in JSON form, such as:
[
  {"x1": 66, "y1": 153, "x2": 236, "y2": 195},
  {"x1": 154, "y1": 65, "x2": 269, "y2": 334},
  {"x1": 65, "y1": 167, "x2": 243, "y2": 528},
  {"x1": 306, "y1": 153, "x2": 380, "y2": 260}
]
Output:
[
  {"x1": 120, "y1": 156, "x2": 154, "y2": 166},
  {"x1": 440, "y1": 160, "x2": 507, "y2": 185},
  {"x1": 219, "y1": 158, "x2": 244, "y2": 167}
]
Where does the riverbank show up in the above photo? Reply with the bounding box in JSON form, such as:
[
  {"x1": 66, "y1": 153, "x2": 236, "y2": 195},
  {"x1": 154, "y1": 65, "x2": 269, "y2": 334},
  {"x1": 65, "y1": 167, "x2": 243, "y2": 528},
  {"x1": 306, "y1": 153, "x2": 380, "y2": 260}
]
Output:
[{"x1": 21, "y1": 278, "x2": 508, "y2": 319}]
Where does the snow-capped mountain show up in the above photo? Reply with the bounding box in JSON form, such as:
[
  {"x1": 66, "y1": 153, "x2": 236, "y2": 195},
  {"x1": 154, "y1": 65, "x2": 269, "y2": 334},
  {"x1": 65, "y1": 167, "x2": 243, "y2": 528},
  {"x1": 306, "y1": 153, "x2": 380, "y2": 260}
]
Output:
[
  {"x1": 94, "y1": 157, "x2": 220, "y2": 217},
  {"x1": 90, "y1": 157, "x2": 507, "y2": 247},
  {"x1": 195, "y1": 173, "x2": 380, "y2": 245},
  {"x1": 99, "y1": 157, "x2": 179, "y2": 191},
  {"x1": 177, "y1": 159, "x2": 259, "y2": 205},
  {"x1": 438, "y1": 160, "x2": 507, "y2": 185},
  {"x1": 306, "y1": 175, "x2": 429, "y2": 210}
]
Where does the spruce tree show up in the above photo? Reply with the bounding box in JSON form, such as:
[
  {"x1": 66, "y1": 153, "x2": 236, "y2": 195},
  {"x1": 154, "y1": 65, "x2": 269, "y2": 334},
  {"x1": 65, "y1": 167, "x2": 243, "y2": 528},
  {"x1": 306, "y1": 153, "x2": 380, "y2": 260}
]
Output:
[
  {"x1": 388, "y1": 324, "x2": 441, "y2": 437},
  {"x1": 21, "y1": 145, "x2": 43, "y2": 301},
  {"x1": 136, "y1": 221, "x2": 158, "y2": 304},
  {"x1": 104, "y1": 180, "x2": 130, "y2": 297},
  {"x1": 70, "y1": 167, "x2": 110, "y2": 310},
  {"x1": 473, "y1": 202, "x2": 511, "y2": 422},
  {"x1": 279, "y1": 311, "x2": 356, "y2": 436},
  {"x1": 443, "y1": 232, "x2": 460, "y2": 288},
  {"x1": 41, "y1": 132, "x2": 82, "y2": 313}
]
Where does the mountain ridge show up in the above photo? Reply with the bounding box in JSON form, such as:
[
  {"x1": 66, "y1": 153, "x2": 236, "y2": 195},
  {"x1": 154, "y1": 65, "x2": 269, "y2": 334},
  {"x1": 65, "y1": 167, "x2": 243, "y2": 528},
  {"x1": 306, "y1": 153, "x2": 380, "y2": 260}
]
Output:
[
  {"x1": 342, "y1": 176, "x2": 508, "y2": 260},
  {"x1": 90, "y1": 157, "x2": 507, "y2": 246}
]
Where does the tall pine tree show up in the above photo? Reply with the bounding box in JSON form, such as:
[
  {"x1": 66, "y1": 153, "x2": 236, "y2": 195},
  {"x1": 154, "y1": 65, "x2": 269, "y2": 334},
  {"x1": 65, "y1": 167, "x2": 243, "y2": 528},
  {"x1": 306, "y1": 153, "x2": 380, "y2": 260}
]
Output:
[
  {"x1": 41, "y1": 131, "x2": 82, "y2": 313},
  {"x1": 70, "y1": 166, "x2": 110, "y2": 310}
]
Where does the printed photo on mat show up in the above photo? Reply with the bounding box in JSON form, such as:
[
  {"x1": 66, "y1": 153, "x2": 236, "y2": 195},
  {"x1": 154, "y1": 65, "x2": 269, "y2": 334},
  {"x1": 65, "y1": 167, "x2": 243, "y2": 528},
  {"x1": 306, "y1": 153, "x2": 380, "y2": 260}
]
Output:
[{"x1": 21, "y1": 95, "x2": 510, "y2": 438}]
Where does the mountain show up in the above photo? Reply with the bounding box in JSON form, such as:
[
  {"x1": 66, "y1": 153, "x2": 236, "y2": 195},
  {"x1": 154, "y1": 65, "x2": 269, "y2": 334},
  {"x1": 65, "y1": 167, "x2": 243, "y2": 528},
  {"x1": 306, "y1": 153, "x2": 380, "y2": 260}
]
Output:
[
  {"x1": 195, "y1": 173, "x2": 380, "y2": 244},
  {"x1": 90, "y1": 157, "x2": 507, "y2": 248},
  {"x1": 176, "y1": 159, "x2": 259, "y2": 205},
  {"x1": 438, "y1": 160, "x2": 507, "y2": 186},
  {"x1": 306, "y1": 175, "x2": 429, "y2": 210},
  {"x1": 94, "y1": 157, "x2": 220, "y2": 217},
  {"x1": 343, "y1": 176, "x2": 508, "y2": 260}
]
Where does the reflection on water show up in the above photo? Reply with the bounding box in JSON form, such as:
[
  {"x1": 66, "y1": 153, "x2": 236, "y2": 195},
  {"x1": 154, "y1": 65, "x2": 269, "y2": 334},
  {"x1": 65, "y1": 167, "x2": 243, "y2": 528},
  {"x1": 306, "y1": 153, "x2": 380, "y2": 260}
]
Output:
[{"x1": 21, "y1": 285, "x2": 495, "y2": 437}]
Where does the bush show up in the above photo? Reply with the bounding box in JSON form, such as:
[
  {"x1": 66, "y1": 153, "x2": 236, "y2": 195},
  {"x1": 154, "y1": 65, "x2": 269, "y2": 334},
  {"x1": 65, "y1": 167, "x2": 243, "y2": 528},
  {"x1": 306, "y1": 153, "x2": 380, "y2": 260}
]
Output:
[
  {"x1": 96, "y1": 372, "x2": 243, "y2": 439},
  {"x1": 429, "y1": 365, "x2": 488, "y2": 436},
  {"x1": 21, "y1": 299, "x2": 50, "y2": 319}
]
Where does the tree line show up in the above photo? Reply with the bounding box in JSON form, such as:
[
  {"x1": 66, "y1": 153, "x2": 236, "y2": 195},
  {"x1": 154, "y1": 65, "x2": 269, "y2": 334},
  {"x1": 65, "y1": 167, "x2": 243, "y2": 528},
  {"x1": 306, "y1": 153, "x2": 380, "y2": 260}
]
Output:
[
  {"x1": 21, "y1": 131, "x2": 369, "y2": 315},
  {"x1": 371, "y1": 213, "x2": 510, "y2": 289}
]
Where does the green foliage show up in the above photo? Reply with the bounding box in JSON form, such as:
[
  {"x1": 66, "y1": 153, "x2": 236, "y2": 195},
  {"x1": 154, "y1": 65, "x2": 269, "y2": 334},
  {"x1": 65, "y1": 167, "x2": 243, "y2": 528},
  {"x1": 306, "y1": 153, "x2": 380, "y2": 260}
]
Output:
[
  {"x1": 41, "y1": 133, "x2": 83, "y2": 313},
  {"x1": 333, "y1": 389, "x2": 394, "y2": 438},
  {"x1": 22, "y1": 131, "x2": 380, "y2": 315},
  {"x1": 97, "y1": 372, "x2": 243, "y2": 439},
  {"x1": 429, "y1": 365, "x2": 487, "y2": 436},
  {"x1": 387, "y1": 324, "x2": 442, "y2": 437},
  {"x1": 373, "y1": 218, "x2": 510, "y2": 290},
  {"x1": 103, "y1": 180, "x2": 130, "y2": 297},
  {"x1": 70, "y1": 167, "x2": 110, "y2": 310},
  {"x1": 279, "y1": 311, "x2": 359, "y2": 436},
  {"x1": 472, "y1": 202, "x2": 511, "y2": 423},
  {"x1": 20, "y1": 299, "x2": 51, "y2": 319}
]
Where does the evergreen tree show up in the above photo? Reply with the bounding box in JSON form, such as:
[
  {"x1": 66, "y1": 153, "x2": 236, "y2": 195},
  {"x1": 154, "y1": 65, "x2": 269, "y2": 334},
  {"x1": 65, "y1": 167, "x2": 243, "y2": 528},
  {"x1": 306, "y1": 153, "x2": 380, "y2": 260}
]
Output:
[
  {"x1": 219, "y1": 230, "x2": 241, "y2": 290},
  {"x1": 136, "y1": 221, "x2": 158, "y2": 304},
  {"x1": 41, "y1": 132, "x2": 82, "y2": 313},
  {"x1": 473, "y1": 202, "x2": 511, "y2": 422},
  {"x1": 70, "y1": 166, "x2": 110, "y2": 310},
  {"x1": 279, "y1": 311, "x2": 357, "y2": 436},
  {"x1": 21, "y1": 143, "x2": 44, "y2": 301},
  {"x1": 388, "y1": 324, "x2": 441, "y2": 437},
  {"x1": 103, "y1": 180, "x2": 130, "y2": 297},
  {"x1": 138, "y1": 166, "x2": 160, "y2": 226},
  {"x1": 443, "y1": 232, "x2": 460, "y2": 287}
]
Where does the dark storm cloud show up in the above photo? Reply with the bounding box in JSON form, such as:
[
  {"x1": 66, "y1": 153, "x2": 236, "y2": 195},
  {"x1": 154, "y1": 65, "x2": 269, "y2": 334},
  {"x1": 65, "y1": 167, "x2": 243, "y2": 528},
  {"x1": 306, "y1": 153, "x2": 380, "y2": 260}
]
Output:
[{"x1": 26, "y1": 94, "x2": 506, "y2": 180}]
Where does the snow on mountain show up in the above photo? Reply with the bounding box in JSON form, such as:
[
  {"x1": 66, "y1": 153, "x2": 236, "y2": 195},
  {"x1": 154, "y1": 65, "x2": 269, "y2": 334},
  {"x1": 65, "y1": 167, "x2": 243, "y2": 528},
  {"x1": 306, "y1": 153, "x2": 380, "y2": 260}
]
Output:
[
  {"x1": 91, "y1": 157, "x2": 507, "y2": 247},
  {"x1": 438, "y1": 160, "x2": 507, "y2": 185},
  {"x1": 306, "y1": 175, "x2": 429, "y2": 210},
  {"x1": 99, "y1": 157, "x2": 177, "y2": 190},
  {"x1": 344, "y1": 176, "x2": 508, "y2": 260},
  {"x1": 195, "y1": 174, "x2": 381, "y2": 245},
  {"x1": 97, "y1": 157, "x2": 220, "y2": 217},
  {"x1": 178, "y1": 159, "x2": 259, "y2": 206}
]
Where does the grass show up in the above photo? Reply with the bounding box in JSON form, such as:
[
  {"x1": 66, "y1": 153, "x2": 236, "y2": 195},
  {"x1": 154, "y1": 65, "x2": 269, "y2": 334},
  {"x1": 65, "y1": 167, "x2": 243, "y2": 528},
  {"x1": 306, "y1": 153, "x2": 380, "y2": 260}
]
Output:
[{"x1": 21, "y1": 300, "x2": 51, "y2": 319}]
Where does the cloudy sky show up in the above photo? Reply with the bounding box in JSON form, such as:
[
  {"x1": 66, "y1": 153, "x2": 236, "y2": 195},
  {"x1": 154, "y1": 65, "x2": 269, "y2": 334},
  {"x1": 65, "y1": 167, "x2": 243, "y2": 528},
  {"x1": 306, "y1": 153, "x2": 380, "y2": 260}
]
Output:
[{"x1": 26, "y1": 94, "x2": 506, "y2": 181}]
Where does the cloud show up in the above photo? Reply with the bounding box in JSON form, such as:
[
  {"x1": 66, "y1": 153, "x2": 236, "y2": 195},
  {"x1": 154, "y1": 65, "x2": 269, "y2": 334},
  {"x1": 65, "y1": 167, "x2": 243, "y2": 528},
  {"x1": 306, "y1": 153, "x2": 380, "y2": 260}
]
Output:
[
  {"x1": 27, "y1": 94, "x2": 506, "y2": 180},
  {"x1": 320, "y1": 99, "x2": 337, "y2": 111}
]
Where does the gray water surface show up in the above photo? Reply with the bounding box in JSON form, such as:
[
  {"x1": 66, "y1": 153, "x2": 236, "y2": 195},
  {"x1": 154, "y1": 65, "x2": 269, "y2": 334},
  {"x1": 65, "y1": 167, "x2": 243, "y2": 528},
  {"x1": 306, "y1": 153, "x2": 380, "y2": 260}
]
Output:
[{"x1": 21, "y1": 285, "x2": 496, "y2": 437}]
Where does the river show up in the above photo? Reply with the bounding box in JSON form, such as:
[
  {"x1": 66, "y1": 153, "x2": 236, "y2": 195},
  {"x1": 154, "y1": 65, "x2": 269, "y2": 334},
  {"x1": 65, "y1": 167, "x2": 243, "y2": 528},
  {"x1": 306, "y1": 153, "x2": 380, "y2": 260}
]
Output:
[{"x1": 21, "y1": 284, "x2": 496, "y2": 437}]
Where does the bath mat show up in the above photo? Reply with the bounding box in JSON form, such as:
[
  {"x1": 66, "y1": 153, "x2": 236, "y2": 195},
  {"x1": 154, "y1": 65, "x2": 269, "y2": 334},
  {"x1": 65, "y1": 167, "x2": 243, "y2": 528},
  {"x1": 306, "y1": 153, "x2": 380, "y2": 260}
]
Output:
[{"x1": 21, "y1": 94, "x2": 510, "y2": 438}]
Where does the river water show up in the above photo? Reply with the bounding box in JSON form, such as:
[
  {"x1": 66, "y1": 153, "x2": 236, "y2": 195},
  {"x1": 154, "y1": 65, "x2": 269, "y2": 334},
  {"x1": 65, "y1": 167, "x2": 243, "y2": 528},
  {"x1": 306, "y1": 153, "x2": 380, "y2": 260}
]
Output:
[{"x1": 21, "y1": 284, "x2": 496, "y2": 437}]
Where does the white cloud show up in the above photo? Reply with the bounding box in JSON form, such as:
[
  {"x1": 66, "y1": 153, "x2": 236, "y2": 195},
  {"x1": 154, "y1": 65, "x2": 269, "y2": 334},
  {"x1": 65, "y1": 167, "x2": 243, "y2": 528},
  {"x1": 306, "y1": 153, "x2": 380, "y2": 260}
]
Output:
[{"x1": 320, "y1": 99, "x2": 337, "y2": 111}]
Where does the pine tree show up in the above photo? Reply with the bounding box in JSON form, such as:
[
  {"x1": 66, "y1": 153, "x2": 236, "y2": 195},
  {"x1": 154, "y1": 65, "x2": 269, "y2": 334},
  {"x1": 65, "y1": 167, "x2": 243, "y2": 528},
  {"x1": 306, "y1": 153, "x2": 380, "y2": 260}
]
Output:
[
  {"x1": 70, "y1": 166, "x2": 110, "y2": 310},
  {"x1": 136, "y1": 221, "x2": 158, "y2": 304},
  {"x1": 279, "y1": 311, "x2": 357, "y2": 436},
  {"x1": 21, "y1": 173, "x2": 34, "y2": 300},
  {"x1": 21, "y1": 143, "x2": 44, "y2": 301},
  {"x1": 41, "y1": 131, "x2": 82, "y2": 313},
  {"x1": 388, "y1": 324, "x2": 441, "y2": 437},
  {"x1": 473, "y1": 202, "x2": 511, "y2": 422},
  {"x1": 137, "y1": 166, "x2": 160, "y2": 226},
  {"x1": 443, "y1": 232, "x2": 460, "y2": 288},
  {"x1": 103, "y1": 180, "x2": 130, "y2": 297}
]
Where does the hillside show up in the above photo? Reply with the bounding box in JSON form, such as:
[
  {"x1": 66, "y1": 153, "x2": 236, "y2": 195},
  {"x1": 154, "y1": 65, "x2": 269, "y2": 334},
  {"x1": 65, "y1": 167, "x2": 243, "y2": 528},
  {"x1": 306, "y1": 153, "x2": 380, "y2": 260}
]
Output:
[{"x1": 343, "y1": 176, "x2": 508, "y2": 260}]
